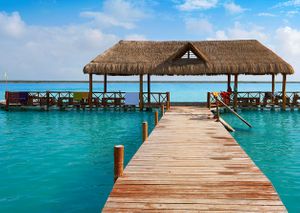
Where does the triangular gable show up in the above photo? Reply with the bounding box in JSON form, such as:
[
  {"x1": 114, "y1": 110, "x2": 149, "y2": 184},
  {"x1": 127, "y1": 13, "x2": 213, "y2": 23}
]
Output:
[{"x1": 170, "y1": 42, "x2": 209, "y2": 63}]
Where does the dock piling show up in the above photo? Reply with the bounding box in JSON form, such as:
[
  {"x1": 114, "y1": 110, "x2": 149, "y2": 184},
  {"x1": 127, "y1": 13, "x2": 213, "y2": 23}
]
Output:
[
  {"x1": 154, "y1": 111, "x2": 159, "y2": 126},
  {"x1": 207, "y1": 92, "x2": 211, "y2": 109},
  {"x1": 161, "y1": 104, "x2": 164, "y2": 115},
  {"x1": 142, "y1": 122, "x2": 148, "y2": 142},
  {"x1": 166, "y1": 92, "x2": 170, "y2": 110},
  {"x1": 114, "y1": 145, "x2": 124, "y2": 182},
  {"x1": 5, "y1": 91, "x2": 9, "y2": 111}
]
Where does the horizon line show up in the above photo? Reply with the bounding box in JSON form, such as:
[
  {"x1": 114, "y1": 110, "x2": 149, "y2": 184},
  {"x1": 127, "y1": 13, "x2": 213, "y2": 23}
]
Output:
[{"x1": 0, "y1": 80, "x2": 299, "y2": 84}]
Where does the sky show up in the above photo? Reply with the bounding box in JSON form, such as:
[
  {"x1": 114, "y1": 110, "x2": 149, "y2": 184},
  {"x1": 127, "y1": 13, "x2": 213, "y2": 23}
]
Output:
[{"x1": 0, "y1": 0, "x2": 300, "y2": 81}]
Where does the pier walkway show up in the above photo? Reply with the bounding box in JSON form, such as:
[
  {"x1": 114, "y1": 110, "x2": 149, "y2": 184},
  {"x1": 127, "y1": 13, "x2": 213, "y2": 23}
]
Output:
[{"x1": 103, "y1": 106, "x2": 286, "y2": 212}]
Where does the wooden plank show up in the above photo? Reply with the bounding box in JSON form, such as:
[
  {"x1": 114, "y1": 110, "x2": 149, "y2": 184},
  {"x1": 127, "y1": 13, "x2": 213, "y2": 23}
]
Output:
[{"x1": 102, "y1": 106, "x2": 286, "y2": 212}]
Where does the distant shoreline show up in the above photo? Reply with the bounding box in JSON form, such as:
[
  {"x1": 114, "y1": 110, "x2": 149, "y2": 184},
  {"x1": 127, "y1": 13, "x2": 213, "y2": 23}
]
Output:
[{"x1": 0, "y1": 80, "x2": 299, "y2": 84}]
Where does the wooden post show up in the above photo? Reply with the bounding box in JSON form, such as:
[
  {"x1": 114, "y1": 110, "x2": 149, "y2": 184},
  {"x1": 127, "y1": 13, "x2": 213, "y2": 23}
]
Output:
[
  {"x1": 216, "y1": 98, "x2": 220, "y2": 121},
  {"x1": 142, "y1": 122, "x2": 148, "y2": 142},
  {"x1": 139, "y1": 74, "x2": 143, "y2": 110},
  {"x1": 207, "y1": 92, "x2": 211, "y2": 109},
  {"x1": 155, "y1": 111, "x2": 159, "y2": 126},
  {"x1": 89, "y1": 73, "x2": 93, "y2": 106},
  {"x1": 161, "y1": 104, "x2": 164, "y2": 115},
  {"x1": 282, "y1": 74, "x2": 287, "y2": 110},
  {"x1": 5, "y1": 91, "x2": 9, "y2": 111},
  {"x1": 104, "y1": 74, "x2": 107, "y2": 93},
  {"x1": 147, "y1": 74, "x2": 151, "y2": 104},
  {"x1": 272, "y1": 74, "x2": 275, "y2": 104},
  {"x1": 233, "y1": 74, "x2": 238, "y2": 111},
  {"x1": 227, "y1": 74, "x2": 231, "y2": 91},
  {"x1": 46, "y1": 91, "x2": 50, "y2": 110},
  {"x1": 114, "y1": 145, "x2": 124, "y2": 182},
  {"x1": 166, "y1": 92, "x2": 170, "y2": 110}
]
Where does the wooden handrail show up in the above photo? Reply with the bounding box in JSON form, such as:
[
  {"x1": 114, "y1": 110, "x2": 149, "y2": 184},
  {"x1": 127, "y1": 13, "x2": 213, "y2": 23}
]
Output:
[{"x1": 215, "y1": 95, "x2": 252, "y2": 128}]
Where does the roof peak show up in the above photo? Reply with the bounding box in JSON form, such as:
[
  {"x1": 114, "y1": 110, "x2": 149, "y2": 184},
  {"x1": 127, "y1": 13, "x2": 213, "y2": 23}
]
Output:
[{"x1": 119, "y1": 39, "x2": 259, "y2": 43}]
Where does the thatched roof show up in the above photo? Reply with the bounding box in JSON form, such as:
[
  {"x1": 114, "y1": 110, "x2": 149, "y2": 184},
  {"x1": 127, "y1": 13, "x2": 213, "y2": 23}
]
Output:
[{"x1": 83, "y1": 40, "x2": 294, "y2": 76}]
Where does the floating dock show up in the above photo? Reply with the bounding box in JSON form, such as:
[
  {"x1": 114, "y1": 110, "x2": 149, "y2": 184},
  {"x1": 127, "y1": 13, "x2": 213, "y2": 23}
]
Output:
[{"x1": 103, "y1": 106, "x2": 286, "y2": 212}]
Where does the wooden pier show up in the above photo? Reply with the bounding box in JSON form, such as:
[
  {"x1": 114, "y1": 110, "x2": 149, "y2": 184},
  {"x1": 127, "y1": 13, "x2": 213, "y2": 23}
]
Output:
[{"x1": 103, "y1": 106, "x2": 286, "y2": 212}]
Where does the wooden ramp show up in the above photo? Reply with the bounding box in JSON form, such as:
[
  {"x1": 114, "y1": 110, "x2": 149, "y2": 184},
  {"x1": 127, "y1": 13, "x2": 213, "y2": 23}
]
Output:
[{"x1": 103, "y1": 106, "x2": 286, "y2": 212}]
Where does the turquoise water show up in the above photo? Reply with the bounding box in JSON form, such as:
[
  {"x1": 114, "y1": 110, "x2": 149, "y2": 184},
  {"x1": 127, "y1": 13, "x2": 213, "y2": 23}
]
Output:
[
  {"x1": 1, "y1": 82, "x2": 300, "y2": 212},
  {"x1": 222, "y1": 110, "x2": 300, "y2": 212},
  {"x1": 1, "y1": 82, "x2": 300, "y2": 102},
  {"x1": 0, "y1": 110, "x2": 156, "y2": 212}
]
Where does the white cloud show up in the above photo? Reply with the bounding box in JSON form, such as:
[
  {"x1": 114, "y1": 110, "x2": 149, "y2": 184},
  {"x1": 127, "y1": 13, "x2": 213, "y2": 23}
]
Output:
[
  {"x1": 0, "y1": 12, "x2": 118, "y2": 80},
  {"x1": 0, "y1": 12, "x2": 25, "y2": 38},
  {"x1": 211, "y1": 22, "x2": 268, "y2": 42},
  {"x1": 80, "y1": 0, "x2": 147, "y2": 29},
  {"x1": 274, "y1": 26, "x2": 300, "y2": 79},
  {"x1": 257, "y1": 12, "x2": 276, "y2": 17},
  {"x1": 224, "y1": 1, "x2": 247, "y2": 14},
  {"x1": 177, "y1": 0, "x2": 218, "y2": 11},
  {"x1": 124, "y1": 34, "x2": 147, "y2": 40},
  {"x1": 286, "y1": 10, "x2": 299, "y2": 17},
  {"x1": 185, "y1": 18, "x2": 213, "y2": 35},
  {"x1": 274, "y1": 0, "x2": 300, "y2": 8},
  {"x1": 275, "y1": 26, "x2": 300, "y2": 56}
]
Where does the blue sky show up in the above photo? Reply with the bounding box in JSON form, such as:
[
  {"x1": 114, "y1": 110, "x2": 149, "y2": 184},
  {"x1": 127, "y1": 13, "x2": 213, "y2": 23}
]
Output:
[{"x1": 0, "y1": 0, "x2": 300, "y2": 81}]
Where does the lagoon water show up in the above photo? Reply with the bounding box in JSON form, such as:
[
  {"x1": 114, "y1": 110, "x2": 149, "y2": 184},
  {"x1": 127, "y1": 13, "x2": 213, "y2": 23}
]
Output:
[
  {"x1": 222, "y1": 111, "x2": 300, "y2": 212},
  {"x1": 0, "y1": 110, "x2": 156, "y2": 212},
  {"x1": 1, "y1": 82, "x2": 300, "y2": 212}
]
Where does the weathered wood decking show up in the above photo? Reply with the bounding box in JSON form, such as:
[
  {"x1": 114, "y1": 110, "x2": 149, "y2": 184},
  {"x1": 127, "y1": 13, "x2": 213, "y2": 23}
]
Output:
[{"x1": 103, "y1": 106, "x2": 286, "y2": 212}]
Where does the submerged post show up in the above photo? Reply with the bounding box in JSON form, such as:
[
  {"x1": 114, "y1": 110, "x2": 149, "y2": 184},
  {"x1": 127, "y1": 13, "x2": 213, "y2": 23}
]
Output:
[
  {"x1": 142, "y1": 122, "x2": 148, "y2": 142},
  {"x1": 104, "y1": 74, "x2": 107, "y2": 93},
  {"x1": 282, "y1": 74, "x2": 287, "y2": 110},
  {"x1": 89, "y1": 73, "x2": 93, "y2": 106},
  {"x1": 166, "y1": 92, "x2": 170, "y2": 110},
  {"x1": 139, "y1": 74, "x2": 144, "y2": 111},
  {"x1": 114, "y1": 145, "x2": 124, "y2": 182},
  {"x1": 233, "y1": 74, "x2": 238, "y2": 111},
  {"x1": 272, "y1": 74, "x2": 275, "y2": 104},
  {"x1": 155, "y1": 111, "x2": 159, "y2": 126}
]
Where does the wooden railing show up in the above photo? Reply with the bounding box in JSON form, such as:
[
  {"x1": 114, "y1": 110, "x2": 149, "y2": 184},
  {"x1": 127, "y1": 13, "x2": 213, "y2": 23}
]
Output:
[
  {"x1": 4, "y1": 91, "x2": 169, "y2": 109},
  {"x1": 142, "y1": 92, "x2": 169, "y2": 106},
  {"x1": 208, "y1": 91, "x2": 300, "y2": 109}
]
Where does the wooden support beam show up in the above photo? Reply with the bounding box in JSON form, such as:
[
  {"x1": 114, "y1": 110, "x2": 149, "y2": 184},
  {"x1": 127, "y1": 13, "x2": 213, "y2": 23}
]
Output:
[
  {"x1": 147, "y1": 74, "x2": 151, "y2": 104},
  {"x1": 142, "y1": 122, "x2": 148, "y2": 142},
  {"x1": 227, "y1": 74, "x2": 231, "y2": 92},
  {"x1": 139, "y1": 74, "x2": 144, "y2": 110},
  {"x1": 89, "y1": 73, "x2": 93, "y2": 106},
  {"x1": 5, "y1": 91, "x2": 9, "y2": 111},
  {"x1": 104, "y1": 74, "x2": 107, "y2": 93},
  {"x1": 215, "y1": 98, "x2": 220, "y2": 121},
  {"x1": 161, "y1": 104, "x2": 164, "y2": 115},
  {"x1": 154, "y1": 111, "x2": 159, "y2": 126},
  {"x1": 233, "y1": 74, "x2": 238, "y2": 111},
  {"x1": 272, "y1": 74, "x2": 275, "y2": 103},
  {"x1": 166, "y1": 92, "x2": 170, "y2": 110},
  {"x1": 207, "y1": 92, "x2": 211, "y2": 109},
  {"x1": 46, "y1": 91, "x2": 50, "y2": 111},
  {"x1": 282, "y1": 74, "x2": 287, "y2": 110},
  {"x1": 114, "y1": 145, "x2": 124, "y2": 182}
]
